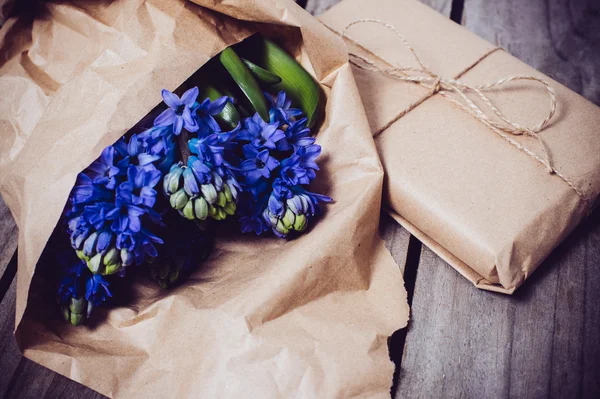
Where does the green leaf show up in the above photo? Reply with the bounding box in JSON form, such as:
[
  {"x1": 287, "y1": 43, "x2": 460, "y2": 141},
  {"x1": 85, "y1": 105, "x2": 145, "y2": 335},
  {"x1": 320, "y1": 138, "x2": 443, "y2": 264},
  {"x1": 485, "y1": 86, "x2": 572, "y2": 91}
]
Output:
[
  {"x1": 252, "y1": 38, "x2": 320, "y2": 127},
  {"x1": 219, "y1": 47, "x2": 269, "y2": 122},
  {"x1": 242, "y1": 58, "x2": 282, "y2": 84},
  {"x1": 199, "y1": 85, "x2": 240, "y2": 129}
]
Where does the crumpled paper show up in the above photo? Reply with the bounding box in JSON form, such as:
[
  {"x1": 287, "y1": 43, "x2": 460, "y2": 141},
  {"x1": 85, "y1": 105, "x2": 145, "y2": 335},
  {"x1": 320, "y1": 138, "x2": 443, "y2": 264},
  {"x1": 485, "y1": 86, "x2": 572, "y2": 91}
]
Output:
[
  {"x1": 0, "y1": 0, "x2": 409, "y2": 397},
  {"x1": 321, "y1": 0, "x2": 600, "y2": 294}
]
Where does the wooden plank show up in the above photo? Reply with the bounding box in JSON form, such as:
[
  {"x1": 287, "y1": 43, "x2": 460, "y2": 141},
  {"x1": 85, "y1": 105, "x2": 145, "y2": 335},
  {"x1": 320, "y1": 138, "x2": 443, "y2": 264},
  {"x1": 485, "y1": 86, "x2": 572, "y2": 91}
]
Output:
[
  {"x1": 0, "y1": 196, "x2": 18, "y2": 306},
  {"x1": 43, "y1": 374, "x2": 105, "y2": 399},
  {"x1": 0, "y1": 279, "x2": 21, "y2": 397},
  {"x1": 0, "y1": 196, "x2": 17, "y2": 280},
  {"x1": 463, "y1": 0, "x2": 600, "y2": 106},
  {"x1": 398, "y1": 215, "x2": 600, "y2": 398},
  {"x1": 0, "y1": 280, "x2": 58, "y2": 399},
  {"x1": 4, "y1": 359, "x2": 56, "y2": 399}
]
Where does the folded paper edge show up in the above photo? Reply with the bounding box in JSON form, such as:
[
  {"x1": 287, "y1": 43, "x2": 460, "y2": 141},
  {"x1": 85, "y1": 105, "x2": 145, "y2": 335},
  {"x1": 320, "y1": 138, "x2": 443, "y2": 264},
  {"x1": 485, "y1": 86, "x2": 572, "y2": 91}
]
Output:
[{"x1": 385, "y1": 209, "x2": 515, "y2": 295}]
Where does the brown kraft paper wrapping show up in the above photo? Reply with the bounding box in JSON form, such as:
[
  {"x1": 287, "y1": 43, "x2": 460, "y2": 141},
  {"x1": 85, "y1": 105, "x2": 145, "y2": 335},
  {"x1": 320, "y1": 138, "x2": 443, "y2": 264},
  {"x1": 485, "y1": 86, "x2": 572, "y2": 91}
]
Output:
[
  {"x1": 321, "y1": 0, "x2": 600, "y2": 294},
  {"x1": 0, "y1": 0, "x2": 409, "y2": 397}
]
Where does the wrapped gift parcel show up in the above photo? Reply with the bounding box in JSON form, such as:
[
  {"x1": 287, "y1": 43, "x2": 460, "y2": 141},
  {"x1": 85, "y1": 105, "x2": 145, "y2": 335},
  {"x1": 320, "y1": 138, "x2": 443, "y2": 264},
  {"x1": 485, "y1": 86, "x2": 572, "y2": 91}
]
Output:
[
  {"x1": 0, "y1": 0, "x2": 409, "y2": 397},
  {"x1": 321, "y1": 0, "x2": 600, "y2": 294}
]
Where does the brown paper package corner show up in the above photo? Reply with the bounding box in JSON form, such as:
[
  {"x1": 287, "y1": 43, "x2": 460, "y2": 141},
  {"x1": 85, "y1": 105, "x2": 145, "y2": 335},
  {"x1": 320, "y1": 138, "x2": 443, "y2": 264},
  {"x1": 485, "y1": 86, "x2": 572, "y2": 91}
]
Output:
[
  {"x1": 321, "y1": 0, "x2": 600, "y2": 295},
  {"x1": 0, "y1": 0, "x2": 409, "y2": 397}
]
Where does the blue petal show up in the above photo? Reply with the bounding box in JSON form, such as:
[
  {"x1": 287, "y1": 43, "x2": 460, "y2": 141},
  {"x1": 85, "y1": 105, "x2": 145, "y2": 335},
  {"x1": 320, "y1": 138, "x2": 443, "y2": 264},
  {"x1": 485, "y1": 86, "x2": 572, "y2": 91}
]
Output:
[
  {"x1": 183, "y1": 168, "x2": 199, "y2": 196},
  {"x1": 138, "y1": 153, "x2": 161, "y2": 166},
  {"x1": 268, "y1": 194, "x2": 284, "y2": 217},
  {"x1": 96, "y1": 230, "x2": 113, "y2": 252},
  {"x1": 207, "y1": 96, "x2": 229, "y2": 115},
  {"x1": 139, "y1": 187, "x2": 157, "y2": 207},
  {"x1": 182, "y1": 107, "x2": 198, "y2": 131},
  {"x1": 173, "y1": 116, "x2": 184, "y2": 135},
  {"x1": 276, "y1": 91, "x2": 286, "y2": 107},
  {"x1": 154, "y1": 108, "x2": 176, "y2": 127},
  {"x1": 181, "y1": 87, "x2": 199, "y2": 107},
  {"x1": 128, "y1": 214, "x2": 141, "y2": 232},
  {"x1": 162, "y1": 89, "x2": 182, "y2": 109},
  {"x1": 128, "y1": 135, "x2": 142, "y2": 156}
]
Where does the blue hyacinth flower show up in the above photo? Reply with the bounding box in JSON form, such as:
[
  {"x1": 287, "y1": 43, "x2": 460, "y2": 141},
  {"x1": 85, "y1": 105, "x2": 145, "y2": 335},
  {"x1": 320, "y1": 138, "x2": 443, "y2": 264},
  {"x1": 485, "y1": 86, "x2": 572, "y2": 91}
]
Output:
[
  {"x1": 133, "y1": 228, "x2": 164, "y2": 264},
  {"x1": 80, "y1": 202, "x2": 113, "y2": 230},
  {"x1": 237, "y1": 113, "x2": 288, "y2": 150},
  {"x1": 296, "y1": 143, "x2": 321, "y2": 171},
  {"x1": 285, "y1": 117, "x2": 312, "y2": 147},
  {"x1": 71, "y1": 174, "x2": 113, "y2": 210},
  {"x1": 188, "y1": 134, "x2": 226, "y2": 166},
  {"x1": 260, "y1": 179, "x2": 331, "y2": 238},
  {"x1": 57, "y1": 255, "x2": 113, "y2": 326},
  {"x1": 240, "y1": 145, "x2": 280, "y2": 184},
  {"x1": 138, "y1": 125, "x2": 177, "y2": 174},
  {"x1": 85, "y1": 274, "x2": 112, "y2": 306},
  {"x1": 114, "y1": 134, "x2": 161, "y2": 170},
  {"x1": 119, "y1": 165, "x2": 162, "y2": 208},
  {"x1": 86, "y1": 147, "x2": 120, "y2": 190},
  {"x1": 279, "y1": 155, "x2": 311, "y2": 186},
  {"x1": 154, "y1": 87, "x2": 200, "y2": 135},
  {"x1": 107, "y1": 185, "x2": 146, "y2": 233},
  {"x1": 266, "y1": 91, "x2": 303, "y2": 124},
  {"x1": 192, "y1": 96, "x2": 231, "y2": 137},
  {"x1": 57, "y1": 260, "x2": 87, "y2": 304}
]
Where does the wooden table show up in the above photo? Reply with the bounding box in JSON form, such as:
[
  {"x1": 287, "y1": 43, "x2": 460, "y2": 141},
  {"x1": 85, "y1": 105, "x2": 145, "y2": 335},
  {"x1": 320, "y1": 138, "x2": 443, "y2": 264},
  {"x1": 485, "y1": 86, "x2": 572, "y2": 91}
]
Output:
[{"x1": 1, "y1": 0, "x2": 599, "y2": 397}]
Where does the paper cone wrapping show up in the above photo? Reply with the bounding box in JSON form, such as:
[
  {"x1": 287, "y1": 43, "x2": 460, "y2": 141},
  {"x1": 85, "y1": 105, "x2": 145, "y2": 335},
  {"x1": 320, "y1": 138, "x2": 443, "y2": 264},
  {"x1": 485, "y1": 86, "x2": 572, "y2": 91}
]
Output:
[
  {"x1": 321, "y1": 0, "x2": 600, "y2": 294},
  {"x1": 0, "y1": 0, "x2": 409, "y2": 397}
]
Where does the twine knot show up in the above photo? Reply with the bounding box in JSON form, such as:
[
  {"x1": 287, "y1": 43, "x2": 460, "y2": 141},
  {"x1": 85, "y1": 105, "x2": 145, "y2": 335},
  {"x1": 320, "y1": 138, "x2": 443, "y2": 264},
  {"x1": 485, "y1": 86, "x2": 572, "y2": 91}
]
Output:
[
  {"x1": 339, "y1": 19, "x2": 591, "y2": 212},
  {"x1": 430, "y1": 77, "x2": 442, "y2": 95}
]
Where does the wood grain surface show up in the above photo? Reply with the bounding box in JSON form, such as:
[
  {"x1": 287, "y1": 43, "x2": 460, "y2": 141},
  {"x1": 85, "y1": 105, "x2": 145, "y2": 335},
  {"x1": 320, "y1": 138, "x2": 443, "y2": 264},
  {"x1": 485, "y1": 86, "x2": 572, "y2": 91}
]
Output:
[
  {"x1": 463, "y1": 0, "x2": 600, "y2": 106},
  {"x1": 397, "y1": 215, "x2": 600, "y2": 398},
  {"x1": 0, "y1": 196, "x2": 17, "y2": 304},
  {"x1": 397, "y1": 0, "x2": 600, "y2": 397},
  {"x1": 0, "y1": 0, "x2": 599, "y2": 398}
]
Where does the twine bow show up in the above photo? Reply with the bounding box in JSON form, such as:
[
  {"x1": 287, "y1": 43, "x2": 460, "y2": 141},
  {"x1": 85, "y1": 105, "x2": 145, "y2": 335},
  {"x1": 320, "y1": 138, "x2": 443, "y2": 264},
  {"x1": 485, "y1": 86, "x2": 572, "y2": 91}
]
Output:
[{"x1": 340, "y1": 19, "x2": 590, "y2": 211}]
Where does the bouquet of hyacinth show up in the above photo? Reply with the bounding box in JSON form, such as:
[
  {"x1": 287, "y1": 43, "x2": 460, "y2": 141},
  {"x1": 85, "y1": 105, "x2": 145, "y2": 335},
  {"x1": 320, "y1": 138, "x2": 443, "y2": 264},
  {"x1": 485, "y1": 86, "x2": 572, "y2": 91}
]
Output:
[{"x1": 56, "y1": 36, "x2": 331, "y2": 326}]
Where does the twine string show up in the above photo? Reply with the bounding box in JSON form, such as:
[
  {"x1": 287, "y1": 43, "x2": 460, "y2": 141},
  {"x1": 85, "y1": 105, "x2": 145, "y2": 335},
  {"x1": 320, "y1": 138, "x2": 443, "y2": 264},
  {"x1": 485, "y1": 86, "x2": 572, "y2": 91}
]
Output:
[{"x1": 340, "y1": 19, "x2": 590, "y2": 212}]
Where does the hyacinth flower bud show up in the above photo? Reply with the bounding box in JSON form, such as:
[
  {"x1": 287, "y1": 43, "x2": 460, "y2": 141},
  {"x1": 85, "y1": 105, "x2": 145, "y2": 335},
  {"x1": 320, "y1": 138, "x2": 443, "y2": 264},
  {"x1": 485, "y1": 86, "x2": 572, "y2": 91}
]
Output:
[
  {"x1": 183, "y1": 168, "x2": 199, "y2": 197},
  {"x1": 62, "y1": 297, "x2": 88, "y2": 326},
  {"x1": 76, "y1": 250, "x2": 89, "y2": 262},
  {"x1": 78, "y1": 244, "x2": 127, "y2": 276},
  {"x1": 83, "y1": 232, "x2": 99, "y2": 257},
  {"x1": 223, "y1": 201, "x2": 236, "y2": 216},
  {"x1": 163, "y1": 163, "x2": 184, "y2": 195},
  {"x1": 286, "y1": 197, "x2": 308, "y2": 232},
  {"x1": 275, "y1": 219, "x2": 290, "y2": 236},
  {"x1": 262, "y1": 184, "x2": 331, "y2": 238},
  {"x1": 194, "y1": 197, "x2": 209, "y2": 220},
  {"x1": 293, "y1": 213, "x2": 308, "y2": 231},
  {"x1": 223, "y1": 184, "x2": 233, "y2": 202},
  {"x1": 87, "y1": 253, "x2": 103, "y2": 273},
  {"x1": 165, "y1": 137, "x2": 241, "y2": 221},
  {"x1": 121, "y1": 248, "x2": 134, "y2": 267},
  {"x1": 200, "y1": 184, "x2": 218, "y2": 204},
  {"x1": 149, "y1": 212, "x2": 215, "y2": 289},
  {"x1": 102, "y1": 248, "x2": 121, "y2": 275},
  {"x1": 182, "y1": 199, "x2": 195, "y2": 220},
  {"x1": 170, "y1": 189, "x2": 189, "y2": 210},
  {"x1": 103, "y1": 247, "x2": 119, "y2": 265},
  {"x1": 150, "y1": 262, "x2": 180, "y2": 289}
]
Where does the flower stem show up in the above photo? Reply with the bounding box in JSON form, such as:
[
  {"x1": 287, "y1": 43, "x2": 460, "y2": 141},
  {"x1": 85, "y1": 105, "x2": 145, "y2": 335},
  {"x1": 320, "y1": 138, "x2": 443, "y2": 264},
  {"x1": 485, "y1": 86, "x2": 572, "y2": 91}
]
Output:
[{"x1": 178, "y1": 130, "x2": 192, "y2": 164}]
